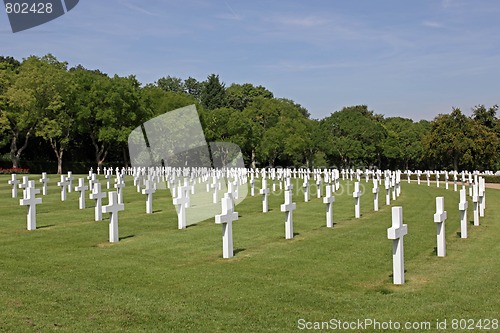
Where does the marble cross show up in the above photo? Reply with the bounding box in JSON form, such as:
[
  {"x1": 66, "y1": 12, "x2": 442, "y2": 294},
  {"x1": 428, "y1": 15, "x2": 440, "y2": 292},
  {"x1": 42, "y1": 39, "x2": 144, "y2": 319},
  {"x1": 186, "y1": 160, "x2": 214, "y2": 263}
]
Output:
[{"x1": 387, "y1": 206, "x2": 408, "y2": 285}]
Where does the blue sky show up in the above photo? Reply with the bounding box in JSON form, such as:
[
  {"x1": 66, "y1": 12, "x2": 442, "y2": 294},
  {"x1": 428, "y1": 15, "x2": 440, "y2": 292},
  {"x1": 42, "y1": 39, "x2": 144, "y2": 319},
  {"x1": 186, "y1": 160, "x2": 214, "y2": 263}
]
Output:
[{"x1": 2, "y1": 0, "x2": 500, "y2": 120}]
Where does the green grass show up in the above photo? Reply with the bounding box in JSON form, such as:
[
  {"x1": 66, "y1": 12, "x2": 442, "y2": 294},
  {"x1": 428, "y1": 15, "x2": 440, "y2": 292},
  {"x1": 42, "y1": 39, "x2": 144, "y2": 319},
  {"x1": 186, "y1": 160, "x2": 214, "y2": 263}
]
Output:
[{"x1": 0, "y1": 175, "x2": 499, "y2": 332}]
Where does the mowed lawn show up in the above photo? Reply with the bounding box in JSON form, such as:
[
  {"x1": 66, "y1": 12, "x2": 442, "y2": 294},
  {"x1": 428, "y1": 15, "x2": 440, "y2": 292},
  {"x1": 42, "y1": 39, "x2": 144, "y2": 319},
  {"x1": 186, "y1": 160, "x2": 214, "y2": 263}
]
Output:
[{"x1": 0, "y1": 175, "x2": 498, "y2": 332}]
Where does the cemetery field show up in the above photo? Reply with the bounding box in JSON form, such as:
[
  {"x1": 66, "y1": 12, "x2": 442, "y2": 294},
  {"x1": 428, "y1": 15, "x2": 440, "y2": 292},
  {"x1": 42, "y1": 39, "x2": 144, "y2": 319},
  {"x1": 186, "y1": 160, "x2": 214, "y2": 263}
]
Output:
[{"x1": 0, "y1": 175, "x2": 499, "y2": 332}]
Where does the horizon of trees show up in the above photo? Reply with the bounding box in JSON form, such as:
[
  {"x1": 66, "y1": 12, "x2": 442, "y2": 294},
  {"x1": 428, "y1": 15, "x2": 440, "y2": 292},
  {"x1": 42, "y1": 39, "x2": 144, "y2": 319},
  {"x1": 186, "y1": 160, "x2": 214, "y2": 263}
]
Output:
[{"x1": 0, "y1": 54, "x2": 499, "y2": 174}]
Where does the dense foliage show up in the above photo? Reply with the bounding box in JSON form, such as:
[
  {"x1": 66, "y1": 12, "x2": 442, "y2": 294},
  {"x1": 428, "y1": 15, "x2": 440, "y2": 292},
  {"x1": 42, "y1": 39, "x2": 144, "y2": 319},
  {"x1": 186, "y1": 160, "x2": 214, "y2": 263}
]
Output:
[{"x1": 0, "y1": 55, "x2": 499, "y2": 173}]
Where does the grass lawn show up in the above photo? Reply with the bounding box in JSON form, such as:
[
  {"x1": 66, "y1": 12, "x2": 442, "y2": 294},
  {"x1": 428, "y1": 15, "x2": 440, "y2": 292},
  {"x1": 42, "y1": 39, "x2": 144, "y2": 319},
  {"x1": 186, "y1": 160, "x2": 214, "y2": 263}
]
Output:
[{"x1": 0, "y1": 175, "x2": 498, "y2": 332}]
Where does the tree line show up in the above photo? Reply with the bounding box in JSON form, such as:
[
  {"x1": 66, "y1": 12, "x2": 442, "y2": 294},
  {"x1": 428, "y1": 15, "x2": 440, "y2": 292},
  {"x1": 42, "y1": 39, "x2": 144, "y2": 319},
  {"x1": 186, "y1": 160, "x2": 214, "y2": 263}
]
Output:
[{"x1": 0, "y1": 54, "x2": 499, "y2": 174}]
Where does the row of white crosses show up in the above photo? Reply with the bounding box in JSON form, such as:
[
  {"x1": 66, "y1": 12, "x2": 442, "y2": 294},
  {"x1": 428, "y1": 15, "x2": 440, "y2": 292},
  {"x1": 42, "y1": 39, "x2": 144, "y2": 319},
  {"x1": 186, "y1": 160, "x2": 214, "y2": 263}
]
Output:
[
  {"x1": 7, "y1": 167, "x2": 490, "y2": 256},
  {"x1": 388, "y1": 180, "x2": 490, "y2": 285},
  {"x1": 11, "y1": 170, "x2": 125, "y2": 243},
  {"x1": 387, "y1": 197, "x2": 448, "y2": 285}
]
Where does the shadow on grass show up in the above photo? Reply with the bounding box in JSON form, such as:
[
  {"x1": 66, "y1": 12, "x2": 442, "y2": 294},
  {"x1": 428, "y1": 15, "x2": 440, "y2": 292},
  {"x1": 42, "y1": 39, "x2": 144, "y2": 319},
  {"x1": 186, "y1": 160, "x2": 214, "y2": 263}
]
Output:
[
  {"x1": 153, "y1": 209, "x2": 163, "y2": 213},
  {"x1": 119, "y1": 235, "x2": 135, "y2": 241},
  {"x1": 186, "y1": 223, "x2": 198, "y2": 229},
  {"x1": 234, "y1": 248, "x2": 246, "y2": 255},
  {"x1": 38, "y1": 224, "x2": 55, "y2": 229}
]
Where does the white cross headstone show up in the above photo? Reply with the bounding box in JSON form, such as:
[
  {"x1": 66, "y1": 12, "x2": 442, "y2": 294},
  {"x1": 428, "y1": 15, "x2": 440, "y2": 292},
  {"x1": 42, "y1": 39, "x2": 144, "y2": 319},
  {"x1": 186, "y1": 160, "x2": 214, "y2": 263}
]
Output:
[
  {"x1": 66, "y1": 171, "x2": 75, "y2": 193},
  {"x1": 480, "y1": 176, "x2": 486, "y2": 209},
  {"x1": 387, "y1": 206, "x2": 408, "y2": 285},
  {"x1": 173, "y1": 186, "x2": 189, "y2": 229},
  {"x1": 142, "y1": 179, "x2": 156, "y2": 214},
  {"x1": 391, "y1": 173, "x2": 396, "y2": 201},
  {"x1": 453, "y1": 172, "x2": 458, "y2": 191},
  {"x1": 8, "y1": 174, "x2": 20, "y2": 198},
  {"x1": 89, "y1": 182, "x2": 107, "y2": 221},
  {"x1": 102, "y1": 191, "x2": 124, "y2": 243},
  {"x1": 436, "y1": 171, "x2": 440, "y2": 188},
  {"x1": 395, "y1": 171, "x2": 401, "y2": 197},
  {"x1": 353, "y1": 182, "x2": 361, "y2": 218},
  {"x1": 39, "y1": 172, "x2": 49, "y2": 195},
  {"x1": 316, "y1": 176, "x2": 322, "y2": 199},
  {"x1": 211, "y1": 177, "x2": 219, "y2": 204},
  {"x1": 280, "y1": 188, "x2": 296, "y2": 239},
  {"x1": 114, "y1": 176, "x2": 125, "y2": 204},
  {"x1": 89, "y1": 173, "x2": 98, "y2": 193},
  {"x1": 478, "y1": 177, "x2": 485, "y2": 218},
  {"x1": 303, "y1": 178, "x2": 309, "y2": 202},
  {"x1": 105, "y1": 172, "x2": 112, "y2": 189},
  {"x1": 57, "y1": 175, "x2": 69, "y2": 201},
  {"x1": 323, "y1": 185, "x2": 335, "y2": 228},
  {"x1": 250, "y1": 174, "x2": 255, "y2": 197},
  {"x1": 19, "y1": 182, "x2": 42, "y2": 231},
  {"x1": 215, "y1": 193, "x2": 238, "y2": 258},
  {"x1": 372, "y1": 179, "x2": 379, "y2": 212},
  {"x1": 75, "y1": 178, "x2": 89, "y2": 209},
  {"x1": 18, "y1": 176, "x2": 29, "y2": 196},
  {"x1": 458, "y1": 189, "x2": 468, "y2": 239},
  {"x1": 260, "y1": 178, "x2": 270, "y2": 213},
  {"x1": 183, "y1": 178, "x2": 194, "y2": 206},
  {"x1": 472, "y1": 183, "x2": 480, "y2": 226},
  {"x1": 469, "y1": 174, "x2": 474, "y2": 197},
  {"x1": 444, "y1": 171, "x2": 449, "y2": 190},
  {"x1": 384, "y1": 177, "x2": 391, "y2": 206},
  {"x1": 433, "y1": 196, "x2": 447, "y2": 257}
]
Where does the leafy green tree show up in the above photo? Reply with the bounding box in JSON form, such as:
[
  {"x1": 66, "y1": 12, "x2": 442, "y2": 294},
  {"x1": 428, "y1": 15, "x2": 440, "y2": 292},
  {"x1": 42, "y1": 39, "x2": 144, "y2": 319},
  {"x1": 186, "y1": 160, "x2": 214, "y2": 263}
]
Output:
[
  {"x1": 382, "y1": 117, "x2": 430, "y2": 169},
  {"x1": 423, "y1": 108, "x2": 477, "y2": 170},
  {"x1": 33, "y1": 57, "x2": 75, "y2": 174},
  {"x1": 4, "y1": 54, "x2": 67, "y2": 169},
  {"x1": 242, "y1": 97, "x2": 311, "y2": 167},
  {"x1": 472, "y1": 104, "x2": 498, "y2": 129},
  {"x1": 157, "y1": 76, "x2": 184, "y2": 93},
  {"x1": 204, "y1": 107, "x2": 237, "y2": 142},
  {"x1": 74, "y1": 67, "x2": 149, "y2": 168},
  {"x1": 0, "y1": 56, "x2": 21, "y2": 69},
  {"x1": 142, "y1": 85, "x2": 200, "y2": 117},
  {"x1": 226, "y1": 83, "x2": 273, "y2": 111},
  {"x1": 201, "y1": 74, "x2": 226, "y2": 110},
  {"x1": 0, "y1": 58, "x2": 19, "y2": 149},
  {"x1": 321, "y1": 105, "x2": 386, "y2": 168},
  {"x1": 184, "y1": 76, "x2": 203, "y2": 102}
]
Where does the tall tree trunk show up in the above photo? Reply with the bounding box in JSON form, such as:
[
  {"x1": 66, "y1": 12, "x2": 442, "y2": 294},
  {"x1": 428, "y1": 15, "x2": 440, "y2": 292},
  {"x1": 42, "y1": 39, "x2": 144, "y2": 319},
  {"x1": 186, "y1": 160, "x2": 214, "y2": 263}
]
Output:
[
  {"x1": 251, "y1": 149, "x2": 256, "y2": 169},
  {"x1": 10, "y1": 128, "x2": 32, "y2": 168},
  {"x1": 57, "y1": 152, "x2": 63, "y2": 175},
  {"x1": 49, "y1": 139, "x2": 64, "y2": 174},
  {"x1": 92, "y1": 135, "x2": 108, "y2": 170},
  {"x1": 122, "y1": 146, "x2": 129, "y2": 168}
]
